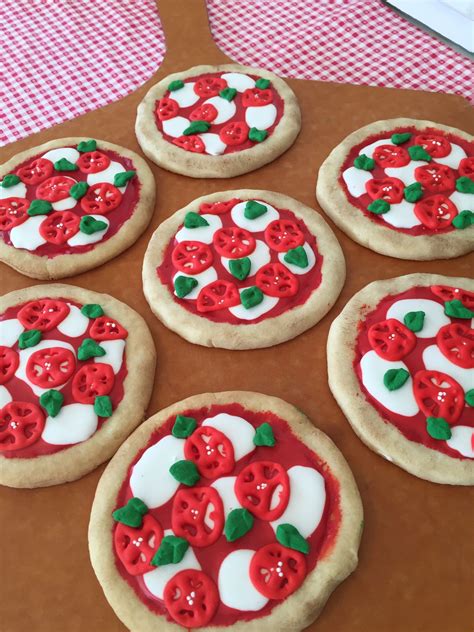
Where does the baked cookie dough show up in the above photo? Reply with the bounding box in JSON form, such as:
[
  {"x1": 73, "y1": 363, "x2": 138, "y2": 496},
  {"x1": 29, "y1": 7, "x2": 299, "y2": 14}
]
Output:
[
  {"x1": 142, "y1": 190, "x2": 345, "y2": 349},
  {"x1": 89, "y1": 391, "x2": 363, "y2": 631},
  {"x1": 328, "y1": 274, "x2": 474, "y2": 485},
  {"x1": 0, "y1": 138, "x2": 155, "y2": 279},
  {"x1": 317, "y1": 118, "x2": 474, "y2": 260},
  {"x1": 0, "y1": 284, "x2": 156, "y2": 487},
  {"x1": 136, "y1": 64, "x2": 301, "y2": 178}
]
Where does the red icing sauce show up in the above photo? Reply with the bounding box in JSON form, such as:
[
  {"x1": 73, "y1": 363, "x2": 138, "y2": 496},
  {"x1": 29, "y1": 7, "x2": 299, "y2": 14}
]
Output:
[
  {"x1": 157, "y1": 200, "x2": 322, "y2": 324},
  {"x1": 354, "y1": 286, "x2": 474, "y2": 458},
  {"x1": 1, "y1": 146, "x2": 140, "y2": 257},
  {"x1": 0, "y1": 299, "x2": 127, "y2": 458},
  {"x1": 113, "y1": 403, "x2": 342, "y2": 626},
  {"x1": 339, "y1": 126, "x2": 474, "y2": 236},
  {"x1": 155, "y1": 73, "x2": 284, "y2": 155}
]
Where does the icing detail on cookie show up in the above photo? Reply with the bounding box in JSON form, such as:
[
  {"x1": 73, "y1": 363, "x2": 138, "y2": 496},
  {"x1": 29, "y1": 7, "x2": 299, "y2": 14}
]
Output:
[
  {"x1": 0, "y1": 319, "x2": 24, "y2": 347},
  {"x1": 446, "y1": 425, "x2": 474, "y2": 457},
  {"x1": 218, "y1": 549, "x2": 269, "y2": 611},
  {"x1": 231, "y1": 200, "x2": 279, "y2": 231},
  {"x1": 202, "y1": 413, "x2": 255, "y2": 461},
  {"x1": 42, "y1": 403, "x2": 98, "y2": 444},
  {"x1": 386, "y1": 299, "x2": 450, "y2": 338},
  {"x1": 57, "y1": 304, "x2": 89, "y2": 337},
  {"x1": 211, "y1": 476, "x2": 241, "y2": 518}
]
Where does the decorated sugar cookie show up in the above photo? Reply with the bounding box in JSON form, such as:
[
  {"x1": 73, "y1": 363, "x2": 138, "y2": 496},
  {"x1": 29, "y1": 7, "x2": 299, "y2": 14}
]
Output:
[
  {"x1": 89, "y1": 391, "x2": 362, "y2": 631},
  {"x1": 317, "y1": 119, "x2": 474, "y2": 260},
  {"x1": 142, "y1": 190, "x2": 345, "y2": 349},
  {"x1": 0, "y1": 284, "x2": 155, "y2": 488},
  {"x1": 136, "y1": 64, "x2": 301, "y2": 178},
  {"x1": 0, "y1": 138, "x2": 155, "y2": 279},
  {"x1": 328, "y1": 274, "x2": 474, "y2": 485}
]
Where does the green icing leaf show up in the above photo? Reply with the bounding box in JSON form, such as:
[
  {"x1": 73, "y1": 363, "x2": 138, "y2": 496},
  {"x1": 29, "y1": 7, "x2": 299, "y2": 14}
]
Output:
[
  {"x1": 408, "y1": 145, "x2": 431, "y2": 161},
  {"x1": 80, "y1": 215, "x2": 107, "y2": 234},
  {"x1": 18, "y1": 329, "x2": 42, "y2": 349},
  {"x1": 253, "y1": 422, "x2": 275, "y2": 447},
  {"x1": 70, "y1": 181, "x2": 89, "y2": 200},
  {"x1": 465, "y1": 390, "x2": 474, "y2": 407},
  {"x1": 284, "y1": 246, "x2": 308, "y2": 268},
  {"x1": 229, "y1": 257, "x2": 251, "y2": 281},
  {"x1": 404, "y1": 182, "x2": 423, "y2": 203},
  {"x1": 452, "y1": 210, "x2": 474, "y2": 229},
  {"x1": 220, "y1": 87, "x2": 237, "y2": 101},
  {"x1": 39, "y1": 389, "x2": 64, "y2": 418},
  {"x1": 276, "y1": 523, "x2": 310, "y2": 554},
  {"x1": 183, "y1": 211, "x2": 209, "y2": 228},
  {"x1": 169, "y1": 460, "x2": 200, "y2": 486},
  {"x1": 183, "y1": 120, "x2": 211, "y2": 135},
  {"x1": 426, "y1": 417, "x2": 451, "y2": 440},
  {"x1": 172, "y1": 414, "x2": 197, "y2": 438},
  {"x1": 174, "y1": 275, "x2": 198, "y2": 298},
  {"x1": 77, "y1": 139, "x2": 97, "y2": 153},
  {"x1": 81, "y1": 303, "x2": 104, "y2": 318},
  {"x1": 244, "y1": 200, "x2": 267, "y2": 220},
  {"x1": 168, "y1": 79, "x2": 185, "y2": 91},
  {"x1": 113, "y1": 170, "x2": 136, "y2": 187},
  {"x1": 383, "y1": 368, "x2": 410, "y2": 391},
  {"x1": 94, "y1": 395, "x2": 113, "y2": 417},
  {"x1": 112, "y1": 497, "x2": 148, "y2": 527},
  {"x1": 255, "y1": 78, "x2": 271, "y2": 89},
  {"x1": 1, "y1": 174, "x2": 21, "y2": 187},
  {"x1": 54, "y1": 158, "x2": 78, "y2": 171},
  {"x1": 77, "y1": 338, "x2": 106, "y2": 361},
  {"x1": 391, "y1": 132, "x2": 412, "y2": 145},
  {"x1": 444, "y1": 299, "x2": 474, "y2": 319},
  {"x1": 354, "y1": 154, "x2": 375, "y2": 171},
  {"x1": 241, "y1": 286, "x2": 264, "y2": 309},
  {"x1": 27, "y1": 200, "x2": 53, "y2": 216},
  {"x1": 249, "y1": 127, "x2": 268, "y2": 142},
  {"x1": 151, "y1": 535, "x2": 189, "y2": 566},
  {"x1": 456, "y1": 176, "x2": 474, "y2": 194},
  {"x1": 224, "y1": 508, "x2": 254, "y2": 542},
  {"x1": 404, "y1": 310, "x2": 425, "y2": 332},
  {"x1": 368, "y1": 199, "x2": 390, "y2": 215}
]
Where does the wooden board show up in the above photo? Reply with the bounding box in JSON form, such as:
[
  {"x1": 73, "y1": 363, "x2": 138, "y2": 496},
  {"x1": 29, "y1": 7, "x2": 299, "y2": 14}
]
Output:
[{"x1": 0, "y1": 1, "x2": 473, "y2": 630}]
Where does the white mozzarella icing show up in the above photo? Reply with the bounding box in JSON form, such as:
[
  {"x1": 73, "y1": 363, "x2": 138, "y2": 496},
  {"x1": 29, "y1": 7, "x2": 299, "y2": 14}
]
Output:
[
  {"x1": 422, "y1": 345, "x2": 473, "y2": 392},
  {"x1": 87, "y1": 161, "x2": 127, "y2": 191},
  {"x1": 202, "y1": 413, "x2": 255, "y2": 461},
  {"x1": 450, "y1": 191, "x2": 474, "y2": 212},
  {"x1": 386, "y1": 299, "x2": 450, "y2": 338},
  {"x1": 17, "y1": 339, "x2": 76, "y2": 397},
  {"x1": 173, "y1": 267, "x2": 218, "y2": 300},
  {"x1": 229, "y1": 288, "x2": 279, "y2": 321},
  {"x1": 52, "y1": 196, "x2": 77, "y2": 211},
  {"x1": 360, "y1": 350, "x2": 419, "y2": 416},
  {"x1": 358, "y1": 138, "x2": 393, "y2": 158},
  {"x1": 278, "y1": 242, "x2": 316, "y2": 275},
  {"x1": 10, "y1": 216, "x2": 47, "y2": 251},
  {"x1": 231, "y1": 200, "x2": 279, "y2": 232},
  {"x1": 175, "y1": 214, "x2": 222, "y2": 244},
  {"x1": 218, "y1": 550, "x2": 268, "y2": 611},
  {"x1": 382, "y1": 200, "x2": 421, "y2": 229},
  {"x1": 0, "y1": 182, "x2": 27, "y2": 199},
  {"x1": 221, "y1": 72, "x2": 255, "y2": 92},
  {"x1": 435, "y1": 144, "x2": 467, "y2": 168},
  {"x1": 203, "y1": 96, "x2": 236, "y2": 124},
  {"x1": 221, "y1": 239, "x2": 271, "y2": 277},
  {"x1": 57, "y1": 304, "x2": 89, "y2": 337},
  {"x1": 42, "y1": 404, "x2": 98, "y2": 445},
  {"x1": 271, "y1": 466, "x2": 326, "y2": 538},
  {"x1": 162, "y1": 116, "x2": 190, "y2": 138},
  {"x1": 0, "y1": 386, "x2": 12, "y2": 408},
  {"x1": 171, "y1": 83, "x2": 200, "y2": 108},
  {"x1": 199, "y1": 133, "x2": 227, "y2": 156},
  {"x1": 385, "y1": 161, "x2": 426, "y2": 185},
  {"x1": 342, "y1": 167, "x2": 373, "y2": 197},
  {"x1": 143, "y1": 529, "x2": 201, "y2": 599},
  {"x1": 94, "y1": 339, "x2": 125, "y2": 374},
  {"x1": 129, "y1": 435, "x2": 185, "y2": 508},
  {"x1": 0, "y1": 319, "x2": 24, "y2": 346},
  {"x1": 67, "y1": 214, "x2": 109, "y2": 246},
  {"x1": 446, "y1": 426, "x2": 474, "y2": 458},
  {"x1": 245, "y1": 104, "x2": 277, "y2": 130},
  {"x1": 211, "y1": 476, "x2": 240, "y2": 518},
  {"x1": 41, "y1": 147, "x2": 80, "y2": 164}
]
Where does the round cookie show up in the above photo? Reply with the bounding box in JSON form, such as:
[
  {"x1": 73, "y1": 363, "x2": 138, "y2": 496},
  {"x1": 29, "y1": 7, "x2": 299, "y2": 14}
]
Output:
[
  {"x1": 136, "y1": 64, "x2": 301, "y2": 178},
  {"x1": 143, "y1": 190, "x2": 345, "y2": 349},
  {"x1": 89, "y1": 391, "x2": 363, "y2": 631},
  {"x1": 316, "y1": 118, "x2": 474, "y2": 260},
  {"x1": 0, "y1": 284, "x2": 156, "y2": 487},
  {"x1": 0, "y1": 138, "x2": 155, "y2": 279},
  {"x1": 327, "y1": 273, "x2": 474, "y2": 485}
]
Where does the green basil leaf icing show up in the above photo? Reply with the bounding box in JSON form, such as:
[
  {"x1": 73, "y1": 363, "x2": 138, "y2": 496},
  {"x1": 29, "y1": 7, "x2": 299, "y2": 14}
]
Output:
[
  {"x1": 244, "y1": 200, "x2": 267, "y2": 220},
  {"x1": 169, "y1": 460, "x2": 200, "y2": 486},
  {"x1": 1, "y1": 174, "x2": 21, "y2": 188},
  {"x1": 80, "y1": 215, "x2": 107, "y2": 234},
  {"x1": 27, "y1": 200, "x2": 53, "y2": 216},
  {"x1": 241, "y1": 286, "x2": 264, "y2": 309},
  {"x1": 174, "y1": 275, "x2": 198, "y2": 298},
  {"x1": 113, "y1": 497, "x2": 148, "y2": 527},
  {"x1": 255, "y1": 78, "x2": 271, "y2": 89},
  {"x1": 151, "y1": 535, "x2": 189, "y2": 566},
  {"x1": 220, "y1": 87, "x2": 237, "y2": 101},
  {"x1": 403, "y1": 310, "x2": 425, "y2": 332},
  {"x1": 77, "y1": 139, "x2": 97, "y2": 152},
  {"x1": 466, "y1": 389, "x2": 474, "y2": 407},
  {"x1": 383, "y1": 368, "x2": 410, "y2": 391},
  {"x1": 18, "y1": 329, "x2": 42, "y2": 349},
  {"x1": 77, "y1": 338, "x2": 106, "y2": 361},
  {"x1": 184, "y1": 211, "x2": 209, "y2": 228},
  {"x1": 94, "y1": 395, "x2": 113, "y2": 418},
  {"x1": 452, "y1": 210, "x2": 474, "y2": 229},
  {"x1": 70, "y1": 181, "x2": 89, "y2": 200},
  {"x1": 249, "y1": 127, "x2": 268, "y2": 143},
  {"x1": 368, "y1": 199, "x2": 390, "y2": 215},
  {"x1": 229, "y1": 257, "x2": 251, "y2": 281},
  {"x1": 444, "y1": 299, "x2": 474, "y2": 319},
  {"x1": 426, "y1": 417, "x2": 451, "y2": 440},
  {"x1": 81, "y1": 303, "x2": 104, "y2": 318},
  {"x1": 113, "y1": 170, "x2": 136, "y2": 187},
  {"x1": 224, "y1": 508, "x2": 254, "y2": 542},
  {"x1": 391, "y1": 132, "x2": 412, "y2": 145},
  {"x1": 404, "y1": 182, "x2": 423, "y2": 203},
  {"x1": 408, "y1": 145, "x2": 431, "y2": 161},
  {"x1": 183, "y1": 121, "x2": 211, "y2": 135},
  {"x1": 54, "y1": 158, "x2": 78, "y2": 171},
  {"x1": 168, "y1": 79, "x2": 184, "y2": 91},
  {"x1": 253, "y1": 422, "x2": 276, "y2": 447},
  {"x1": 284, "y1": 246, "x2": 309, "y2": 268},
  {"x1": 276, "y1": 523, "x2": 310, "y2": 554},
  {"x1": 354, "y1": 154, "x2": 375, "y2": 171},
  {"x1": 455, "y1": 176, "x2": 474, "y2": 193},
  {"x1": 39, "y1": 389, "x2": 64, "y2": 418},
  {"x1": 172, "y1": 414, "x2": 197, "y2": 438}
]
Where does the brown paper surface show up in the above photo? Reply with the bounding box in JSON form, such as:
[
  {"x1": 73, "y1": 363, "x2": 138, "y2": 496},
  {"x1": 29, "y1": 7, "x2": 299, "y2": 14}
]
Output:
[{"x1": 0, "y1": 1, "x2": 473, "y2": 630}]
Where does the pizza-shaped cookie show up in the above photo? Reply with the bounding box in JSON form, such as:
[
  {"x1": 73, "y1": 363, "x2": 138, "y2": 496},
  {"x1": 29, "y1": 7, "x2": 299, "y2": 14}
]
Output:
[
  {"x1": 142, "y1": 190, "x2": 345, "y2": 349},
  {"x1": 136, "y1": 64, "x2": 301, "y2": 178},
  {"x1": 0, "y1": 284, "x2": 156, "y2": 488},
  {"x1": 317, "y1": 118, "x2": 474, "y2": 260},
  {"x1": 328, "y1": 274, "x2": 474, "y2": 485},
  {"x1": 0, "y1": 138, "x2": 155, "y2": 279},
  {"x1": 89, "y1": 391, "x2": 362, "y2": 631}
]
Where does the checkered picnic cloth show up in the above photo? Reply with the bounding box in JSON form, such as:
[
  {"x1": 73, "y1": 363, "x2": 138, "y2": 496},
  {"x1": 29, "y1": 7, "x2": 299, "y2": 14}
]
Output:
[{"x1": 1, "y1": 0, "x2": 472, "y2": 147}]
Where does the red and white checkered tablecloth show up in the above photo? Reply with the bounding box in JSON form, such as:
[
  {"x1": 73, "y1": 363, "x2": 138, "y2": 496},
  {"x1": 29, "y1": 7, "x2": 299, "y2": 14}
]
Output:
[{"x1": 1, "y1": 0, "x2": 472, "y2": 147}]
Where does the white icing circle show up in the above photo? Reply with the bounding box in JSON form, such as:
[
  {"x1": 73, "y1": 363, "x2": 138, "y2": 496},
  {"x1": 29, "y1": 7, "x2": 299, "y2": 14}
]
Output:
[
  {"x1": 10, "y1": 216, "x2": 47, "y2": 251},
  {"x1": 199, "y1": 133, "x2": 226, "y2": 156},
  {"x1": 211, "y1": 476, "x2": 240, "y2": 519},
  {"x1": 67, "y1": 214, "x2": 109, "y2": 246},
  {"x1": 52, "y1": 196, "x2": 77, "y2": 211},
  {"x1": 230, "y1": 200, "x2": 279, "y2": 232},
  {"x1": 229, "y1": 288, "x2": 279, "y2": 321},
  {"x1": 450, "y1": 191, "x2": 474, "y2": 213},
  {"x1": 386, "y1": 299, "x2": 450, "y2": 338},
  {"x1": 203, "y1": 96, "x2": 236, "y2": 124},
  {"x1": 277, "y1": 242, "x2": 316, "y2": 275},
  {"x1": 221, "y1": 240, "x2": 271, "y2": 277},
  {"x1": 220, "y1": 72, "x2": 255, "y2": 92},
  {"x1": 0, "y1": 385, "x2": 12, "y2": 408},
  {"x1": 42, "y1": 404, "x2": 98, "y2": 445},
  {"x1": 342, "y1": 166, "x2": 373, "y2": 197},
  {"x1": 435, "y1": 144, "x2": 467, "y2": 169},
  {"x1": 162, "y1": 116, "x2": 191, "y2": 138},
  {"x1": 202, "y1": 413, "x2": 255, "y2": 461},
  {"x1": 446, "y1": 426, "x2": 474, "y2": 458},
  {"x1": 57, "y1": 304, "x2": 89, "y2": 337},
  {"x1": 41, "y1": 147, "x2": 80, "y2": 164},
  {"x1": 175, "y1": 214, "x2": 222, "y2": 244},
  {"x1": 245, "y1": 104, "x2": 277, "y2": 130},
  {"x1": 94, "y1": 339, "x2": 125, "y2": 374},
  {"x1": 385, "y1": 161, "x2": 426, "y2": 185},
  {"x1": 173, "y1": 267, "x2": 218, "y2": 299},
  {"x1": 171, "y1": 83, "x2": 200, "y2": 108},
  {"x1": 86, "y1": 161, "x2": 127, "y2": 190},
  {"x1": 422, "y1": 345, "x2": 473, "y2": 392},
  {"x1": 382, "y1": 200, "x2": 421, "y2": 229},
  {"x1": 218, "y1": 550, "x2": 268, "y2": 611},
  {"x1": 0, "y1": 182, "x2": 27, "y2": 199},
  {"x1": 358, "y1": 138, "x2": 393, "y2": 158},
  {"x1": 0, "y1": 319, "x2": 24, "y2": 347}
]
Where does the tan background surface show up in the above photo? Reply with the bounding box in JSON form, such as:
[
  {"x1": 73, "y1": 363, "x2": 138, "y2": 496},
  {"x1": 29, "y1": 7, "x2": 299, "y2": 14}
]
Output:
[{"x1": 0, "y1": 1, "x2": 473, "y2": 630}]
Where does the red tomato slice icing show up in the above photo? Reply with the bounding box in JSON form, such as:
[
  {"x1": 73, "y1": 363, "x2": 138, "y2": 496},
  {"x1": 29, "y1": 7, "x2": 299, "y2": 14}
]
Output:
[
  {"x1": 17, "y1": 158, "x2": 54, "y2": 185},
  {"x1": 365, "y1": 177, "x2": 404, "y2": 203},
  {"x1": 413, "y1": 370, "x2": 464, "y2": 424},
  {"x1": 171, "y1": 486, "x2": 224, "y2": 547},
  {"x1": 81, "y1": 183, "x2": 122, "y2": 215},
  {"x1": 250, "y1": 543, "x2": 307, "y2": 600},
  {"x1": 76, "y1": 151, "x2": 111, "y2": 174},
  {"x1": 436, "y1": 323, "x2": 474, "y2": 369},
  {"x1": 0, "y1": 347, "x2": 19, "y2": 385},
  {"x1": 196, "y1": 280, "x2": 240, "y2": 313},
  {"x1": 36, "y1": 176, "x2": 74, "y2": 202},
  {"x1": 172, "y1": 241, "x2": 213, "y2": 274},
  {"x1": 72, "y1": 363, "x2": 115, "y2": 404},
  {"x1": 0, "y1": 401, "x2": 45, "y2": 452},
  {"x1": 114, "y1": 514, "x2": 163, "y2": 576},
  {"x1": 235, "y1": 461, "x2": 290, "y2": 521},
  {"x1": 256, "y1": 262, "x2": 299, "y2": 298},
  {"x1": 18, "y1": 299, "x2": 69, "y2": 331},
  {"x1": 40, "y1": 211, "x2": 80, "y2": 244},
  {"x1": 184, "y1": 425, "x2": 235, "y2": 477},
  {"x1": 0, "y1": 198, "x2": 29, "y2": 231},
  {"x1": 414, "y1": 134, "x2": 451, "y2": 158},
  {"x1": 367, "y1": 319, "x2": 416, "y2": 361},
  {"x1": 26, "y1": 347, "x2": 76, "y2": 388},
  {"x1": 213, "y1": 227, "x2": 256, "y2": 258},
  {"x1": 431, "y1": 285, "x2": 474, "y2": 309},
  {"x1": 373, "y1": 144, "x2": 410, "y2": 168},
  {"x1": 264, "y1": 219, "x2": 304, "y2": 252},
  {"x1": 89, "y1": 316, "x2": 128, "y2": 341},
  {"x1": 414, "y1": 195, "x2": 457, "y2": 230},
  {"x1": 163, "y1": 569, "x2": 219, "y2": 629}
]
